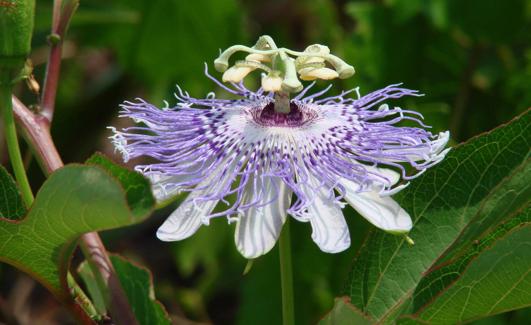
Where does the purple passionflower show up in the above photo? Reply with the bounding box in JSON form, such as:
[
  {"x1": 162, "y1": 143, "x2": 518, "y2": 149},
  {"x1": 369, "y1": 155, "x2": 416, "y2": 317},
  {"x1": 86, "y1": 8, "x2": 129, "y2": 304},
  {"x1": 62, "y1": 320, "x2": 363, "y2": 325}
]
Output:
[{"x1": 109, "y1": 67, "x2": 449, "y2": 258}]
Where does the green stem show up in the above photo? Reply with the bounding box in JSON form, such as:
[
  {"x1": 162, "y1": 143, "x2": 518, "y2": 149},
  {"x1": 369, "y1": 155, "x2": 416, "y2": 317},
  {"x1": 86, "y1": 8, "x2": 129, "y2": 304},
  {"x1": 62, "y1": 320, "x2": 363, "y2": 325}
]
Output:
[
  {"x1": 1, "y1": 85, "x2": 34, "y2": 206},
  {"x1": 279, "y1": 219, "x2": 295, "y2": 325},
  {"x1": 67, "y1": 273, "x2": 101, "y2": 321}
]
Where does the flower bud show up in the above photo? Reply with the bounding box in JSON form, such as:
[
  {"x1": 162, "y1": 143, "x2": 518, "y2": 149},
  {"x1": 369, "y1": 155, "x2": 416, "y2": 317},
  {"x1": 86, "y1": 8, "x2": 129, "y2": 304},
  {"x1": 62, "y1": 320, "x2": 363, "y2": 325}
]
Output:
[{"x1": 0, "y1": 0, "x2": 35, "y2": 85}]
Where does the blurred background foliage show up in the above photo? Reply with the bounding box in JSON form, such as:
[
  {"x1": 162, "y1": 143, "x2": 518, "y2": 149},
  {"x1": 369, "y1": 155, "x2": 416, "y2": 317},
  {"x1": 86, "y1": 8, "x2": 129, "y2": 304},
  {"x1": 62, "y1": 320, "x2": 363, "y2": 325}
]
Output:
[{"x1": 1, "y1": 0, "x2": 530, "y2": 324}]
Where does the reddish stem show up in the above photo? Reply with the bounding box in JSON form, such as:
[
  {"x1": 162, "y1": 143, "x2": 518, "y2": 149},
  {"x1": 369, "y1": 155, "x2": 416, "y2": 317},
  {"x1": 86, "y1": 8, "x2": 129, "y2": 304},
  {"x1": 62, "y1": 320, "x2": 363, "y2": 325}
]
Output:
[
  {"x1": 12, "y1": 96, "x2": 62, "y2": 174},
  {"x1": 40, "y1": 0, "x2": 79, "y2": 125},
  {"x1": 13, "y1": 1, "x2": 138, "y2": 322},
  {"x1": 12, "y1": 97, "x2": 139, "y2": 325}
]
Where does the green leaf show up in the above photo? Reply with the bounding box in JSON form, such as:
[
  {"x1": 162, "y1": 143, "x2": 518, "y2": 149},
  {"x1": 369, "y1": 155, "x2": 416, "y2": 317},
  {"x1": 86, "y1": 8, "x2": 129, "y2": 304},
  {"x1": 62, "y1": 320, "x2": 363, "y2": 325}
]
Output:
[
  {"x1": 79, "y1": 255, "x2": 171, "y2": 325},
  {"x1": 319, "y1": 297, "x2": 373, "y2": 325},
  {"x1": 404, "y1": 207, "x2": 531, "y2": 324},
  {"x1": 0, "y1": 163, "x2": 155, "y2": 300},
  {"x1": 409, "y1": 161, "x2": 531, "y2": 311},
  {"x1": 430, "y1": 160, "x2": 531, "y2": 265},
  {"x1": 342, "y1": 109, "x2": 530, "y2": 322},
  {"x1": 86, "y1": 152, "x2": 155, "y2": 217},
  {"x1": 111, "y1": 255, "x2": 171, "y2": 325},
  {"x1": 0, "y1": 165, "x2": 26, "y2": 220}
]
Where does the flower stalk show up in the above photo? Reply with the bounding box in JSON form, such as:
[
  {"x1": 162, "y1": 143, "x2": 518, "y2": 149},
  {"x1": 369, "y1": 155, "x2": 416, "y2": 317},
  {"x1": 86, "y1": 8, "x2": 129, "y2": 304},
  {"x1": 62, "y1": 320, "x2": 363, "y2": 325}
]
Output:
[{"x1": 279, "y1": 219, "x2": 295, "y2": 325}]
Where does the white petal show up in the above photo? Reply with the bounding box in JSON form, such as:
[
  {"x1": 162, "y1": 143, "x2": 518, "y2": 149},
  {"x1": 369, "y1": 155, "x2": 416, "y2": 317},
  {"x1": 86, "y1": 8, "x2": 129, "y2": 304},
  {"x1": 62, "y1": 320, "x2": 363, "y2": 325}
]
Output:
[
  {"x1": 381, "y1": 131, "x2": 450, "y2": 163},
  {"x1": 156, "y1": 193, "x2": 218, "y2": 241},
  {"x1": 235, "y1": 178, "x2": 291, "y2": 258},
  {"x1": 433, "y1": 131, "x2": 450, "y2": 154},
  {"x1": 342, "y1": 179, "x2": 412, "y2": 233},
  {"x1": 363, "y1": 165, "x2": 400, "y2": 187},
  {"x1": 146, "y1": 161, "x2": 214, "y2": 202},
  {"x1": 147, "y1": 174, "x2": 183, "y2": 202},
  {"x1": 302, "y1": 178, "x2": 350, "y2": 253},
  {"x1": 429, "y1": 131, "x2": 451, "y2": 163},
  {"x1": 156, "y1": 161, "x2": 235, "y2": 241}
]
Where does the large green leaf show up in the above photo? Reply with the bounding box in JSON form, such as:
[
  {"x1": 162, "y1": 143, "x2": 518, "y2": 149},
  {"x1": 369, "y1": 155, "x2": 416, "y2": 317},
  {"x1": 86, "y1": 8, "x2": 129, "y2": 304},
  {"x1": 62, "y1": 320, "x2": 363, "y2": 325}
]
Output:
[
  {"x1": 79, "y1": 255, "x2": 171, "y2": 325},
  {"x1": 407, "y1": 161, "x2": 530, "y2": 312},
  {"x1": 0, "y1": 161, "x2": 155, "y2": 300},
  {"x1": 0, "y1": 166, "x2": 26, "y2": 220},
  {"x1": 436, "y1": 161, "x2": 531, "y2": 264},
  {"x1": 403, "y1": 207, "x2": 531, "y2": 324},
  {"x1": 339, "y1": 109, "x2": 530, "y2": 323}
]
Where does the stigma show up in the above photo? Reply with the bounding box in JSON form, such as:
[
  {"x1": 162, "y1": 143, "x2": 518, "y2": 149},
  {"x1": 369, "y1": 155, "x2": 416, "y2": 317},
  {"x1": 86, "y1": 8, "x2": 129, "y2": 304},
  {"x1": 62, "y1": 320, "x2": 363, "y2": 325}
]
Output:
[{"x1": 253, "y1": 101, "x2": 317, "y2": 127}]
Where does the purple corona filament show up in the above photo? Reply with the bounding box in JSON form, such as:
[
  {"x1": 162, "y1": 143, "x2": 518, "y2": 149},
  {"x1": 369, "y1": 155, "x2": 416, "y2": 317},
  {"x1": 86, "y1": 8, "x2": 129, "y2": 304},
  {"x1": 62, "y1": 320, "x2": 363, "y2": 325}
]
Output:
[{"x1": 109, "y1": 66, "x2": 450, "y2": 258}]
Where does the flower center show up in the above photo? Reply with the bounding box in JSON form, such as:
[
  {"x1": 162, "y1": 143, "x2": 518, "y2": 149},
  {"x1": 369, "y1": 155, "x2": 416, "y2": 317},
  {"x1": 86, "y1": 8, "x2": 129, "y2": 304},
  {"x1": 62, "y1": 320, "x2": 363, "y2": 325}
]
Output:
[{"x1": 253, "y1": 102, "x2": 316, "y2": 127}]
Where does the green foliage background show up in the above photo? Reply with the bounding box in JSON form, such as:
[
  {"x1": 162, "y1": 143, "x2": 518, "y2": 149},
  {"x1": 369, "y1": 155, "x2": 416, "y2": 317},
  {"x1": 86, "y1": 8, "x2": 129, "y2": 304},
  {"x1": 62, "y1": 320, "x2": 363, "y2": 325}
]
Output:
[{"x1": 1, "y1": 0, "x2": 529, "y2": 324}]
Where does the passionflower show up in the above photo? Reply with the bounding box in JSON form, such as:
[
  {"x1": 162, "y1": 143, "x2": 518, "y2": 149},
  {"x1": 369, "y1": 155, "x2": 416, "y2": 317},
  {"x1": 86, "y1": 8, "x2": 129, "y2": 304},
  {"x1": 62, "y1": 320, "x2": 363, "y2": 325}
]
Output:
[{"x1": 109, "y1": 37, "x2": 449, "y2": 258}]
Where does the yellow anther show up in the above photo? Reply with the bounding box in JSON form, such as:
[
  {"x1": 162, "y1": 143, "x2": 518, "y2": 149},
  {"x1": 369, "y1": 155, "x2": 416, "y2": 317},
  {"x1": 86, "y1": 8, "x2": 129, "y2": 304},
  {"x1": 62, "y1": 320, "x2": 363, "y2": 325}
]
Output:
[
  {"x1": 222, "y1": 66, "x2": 254, "y2": 83},
  {"x1": 246, "y1": 53, "x2": 271, "y2": 63},
  {"x1": 299, "y1": 67, "x2": 339, "y2": 81},
  {"x1": 262, "y1": 73, "x2": 283, "y2": 92}
]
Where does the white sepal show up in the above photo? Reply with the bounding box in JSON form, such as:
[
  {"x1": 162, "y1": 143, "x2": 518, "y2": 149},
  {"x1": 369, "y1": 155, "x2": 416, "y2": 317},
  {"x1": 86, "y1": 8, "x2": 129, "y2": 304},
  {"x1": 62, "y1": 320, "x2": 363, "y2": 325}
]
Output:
[
  {"x1": 342, "y1": 178, "x2": 412, "y2": 233},
  {"x1": 156, "y1": 193, "x2": 218, "y2": 241}
]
